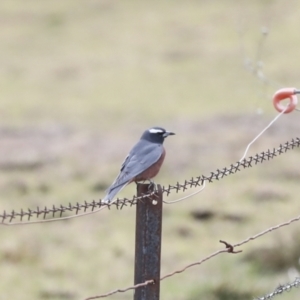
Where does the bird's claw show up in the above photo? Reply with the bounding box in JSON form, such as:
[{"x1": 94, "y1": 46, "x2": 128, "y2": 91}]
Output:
[
  {"x1": 148, "y1": 179, "x2": 157, "y2": 193},
  {"x1": 134, "y1": 179, "x2": 158, "y2": 194}
]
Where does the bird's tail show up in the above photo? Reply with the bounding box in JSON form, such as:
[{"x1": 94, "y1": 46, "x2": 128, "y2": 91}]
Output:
[{"x1": 101, "y1": 181, "x2": 129, "y2": 204}]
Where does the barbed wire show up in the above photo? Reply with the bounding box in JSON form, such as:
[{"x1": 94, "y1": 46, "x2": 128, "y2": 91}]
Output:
[
  {"x1": 85, "y1": 10, "x2": 300, "y2": 300},
  {"x1": 84, "y1": 213, "x2": 300, "y2": 299},
  {"x1": 1, "y1": 137, "x2": 299, "y2": 224},
  {"x1": 255, "y1": 277, "x2": 300, "y2": 300}
]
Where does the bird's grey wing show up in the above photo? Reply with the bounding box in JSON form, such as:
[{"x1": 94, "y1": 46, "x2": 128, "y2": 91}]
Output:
[
  {"x1": 107, "y1": 141, "x2": 163, "y2": 192},
  {"x1": 120, "y1": 154, "x2": 130, "y2": 172}
]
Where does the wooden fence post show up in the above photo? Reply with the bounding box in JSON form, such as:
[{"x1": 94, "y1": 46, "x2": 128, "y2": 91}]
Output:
[{"x1": 134, "y1": 183, "x2": 163, "y2": 300}]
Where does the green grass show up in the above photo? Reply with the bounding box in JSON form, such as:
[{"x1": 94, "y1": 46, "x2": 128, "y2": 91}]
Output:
[{"x1": 0, "y1": 0, "x2": 300, "y2": 299}]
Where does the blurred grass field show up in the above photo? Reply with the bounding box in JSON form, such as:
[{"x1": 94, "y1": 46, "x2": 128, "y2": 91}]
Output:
[{"x1": 1, "y1": 0, "x2": 300, "y2": 299}]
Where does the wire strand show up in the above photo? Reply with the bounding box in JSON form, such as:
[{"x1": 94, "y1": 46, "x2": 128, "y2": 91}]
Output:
[
  {"x1": 163, "y1": 181, "x2": 206, "y2": 204},
  {"x1": 1, "y1": 136, "x2": 299, "y2": 224},
  {"x1": 239, "y1": 109, "x2": 286, "y2": 162},
  {"x1": 163, "y1": 111, "x2": 286, "y2": 205}
]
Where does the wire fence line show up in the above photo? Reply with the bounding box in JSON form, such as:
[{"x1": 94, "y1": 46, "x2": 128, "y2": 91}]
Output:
[
  {"x1": 0, "y1": 131, "x2": 298, "y2": 300},
  {"x1": 85, "y1": 280, "x2": 155, "y2": 300},
  {"x1": 0, "y1": 137, "x2": 299, "y2": 225},
  {"x1": 1, "y1": 135, "x2": 300, "y2": 299},
  {"x1": 84, "y1": 14, "x2": 300, "y2": 300},
  {"x1": 84, "y1": 214, "x2": 300, "y2": 299},
  {"x1": 255, "y1": 277, "x2": 300, "y2": 300}
]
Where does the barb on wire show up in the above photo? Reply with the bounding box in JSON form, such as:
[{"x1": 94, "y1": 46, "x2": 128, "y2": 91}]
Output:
[
  {"x1": 1, "y1": 137, "x2": 300, "y2": 224},
  {"x1": 255, "y1": 277, "x2": 300, "y2": 300},
  {"x1": 162, "y1": 107, "x2": 286, "y2": 206},
  {"x1": 163, "y1": 181, "x2": 206, "y2": 204},
  {"x1": 219, "y1": 240, "x2": 242, "y2": 254},
  {"x1": 84, "y1": 241, "x2": 235, "y2": 300},
  {"x1": 85, "y1": 213, "x2": 300, "y2": 299},
  {"x1": 160, "y1": 214, "x2": 300, "y2": 290},
  {"x1": 0, "y1": 191, "x2": 155, "y2": 225},
  {"x1": 160, "y1": 240, "x2": 241, "y2": 283}
]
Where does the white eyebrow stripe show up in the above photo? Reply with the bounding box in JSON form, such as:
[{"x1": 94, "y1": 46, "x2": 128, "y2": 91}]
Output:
[{"x1": 149, "y1": 128, "x2": 164, "y2": 134}]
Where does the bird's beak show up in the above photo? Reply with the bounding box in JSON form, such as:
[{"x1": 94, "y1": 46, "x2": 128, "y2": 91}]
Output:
[{"x1": 163, "y1": 131, "x2": 175, "y2": 138}]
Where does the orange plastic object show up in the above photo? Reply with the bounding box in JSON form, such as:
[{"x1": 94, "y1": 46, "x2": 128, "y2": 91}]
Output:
[{"x1": 272, "y1": 88, "x2": 298, "y2": 113}]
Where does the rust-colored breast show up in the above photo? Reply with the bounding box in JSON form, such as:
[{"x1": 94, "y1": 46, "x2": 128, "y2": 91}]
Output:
[{"x1": 133, "y1": 147, "x2": 166, "y2": 182}]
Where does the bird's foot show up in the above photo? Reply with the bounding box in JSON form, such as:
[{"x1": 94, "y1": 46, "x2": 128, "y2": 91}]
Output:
[
  {"x1": 148, "y1": 179, "x2": 157, "y2": 193},
  {"x1": 134, "y1": 180, "x2": 158, "y2": 193}
]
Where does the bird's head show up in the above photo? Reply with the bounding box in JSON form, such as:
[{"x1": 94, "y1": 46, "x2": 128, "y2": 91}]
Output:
[{"x1": 141, "y1": 127, "x2": 175, "y2": 144}]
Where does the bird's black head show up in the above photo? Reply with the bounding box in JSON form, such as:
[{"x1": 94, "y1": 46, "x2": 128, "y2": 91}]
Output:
[{"x1": 141, "y1": 127, "x2": 175, "y2": 144}]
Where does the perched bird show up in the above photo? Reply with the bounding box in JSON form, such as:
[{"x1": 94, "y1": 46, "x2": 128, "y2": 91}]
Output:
[{"x1": 102, "y1": 126, "x2": 175, "y2": 203}]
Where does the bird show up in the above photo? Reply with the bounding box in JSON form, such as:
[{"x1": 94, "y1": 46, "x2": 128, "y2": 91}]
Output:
[{"x1": 102, "y1": 126, "x2": 175, "y2": 203}]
